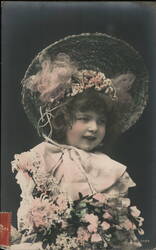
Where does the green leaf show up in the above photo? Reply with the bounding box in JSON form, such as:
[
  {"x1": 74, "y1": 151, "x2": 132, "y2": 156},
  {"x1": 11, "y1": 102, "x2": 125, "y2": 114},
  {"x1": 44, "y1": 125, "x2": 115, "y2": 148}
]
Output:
[{"x1": 79, "y1": 202, "x2": 87, "y2": 208}]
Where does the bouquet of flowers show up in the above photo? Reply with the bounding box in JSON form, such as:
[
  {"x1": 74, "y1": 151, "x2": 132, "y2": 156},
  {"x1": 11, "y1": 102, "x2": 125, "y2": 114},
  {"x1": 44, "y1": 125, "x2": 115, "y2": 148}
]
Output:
[
  {"x1": 19, "y1": 190, "x2": 144, "y2": 250},
  {"x1": 12, "y1": 152, "x2": 144, "y2": 249}
]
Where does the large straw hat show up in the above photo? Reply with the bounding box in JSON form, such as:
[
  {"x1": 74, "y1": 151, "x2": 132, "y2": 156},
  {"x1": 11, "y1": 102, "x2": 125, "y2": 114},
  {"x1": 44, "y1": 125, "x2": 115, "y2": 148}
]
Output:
[{"x1": 21, "y1": 33, "x2": 149, "y2": 136}]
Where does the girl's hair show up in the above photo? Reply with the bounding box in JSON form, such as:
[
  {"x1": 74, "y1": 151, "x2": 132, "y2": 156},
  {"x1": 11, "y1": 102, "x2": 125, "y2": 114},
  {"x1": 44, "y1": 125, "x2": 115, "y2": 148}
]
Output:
[{"x1": 50, "y1": 88, "x2": 120, "y2": 154}]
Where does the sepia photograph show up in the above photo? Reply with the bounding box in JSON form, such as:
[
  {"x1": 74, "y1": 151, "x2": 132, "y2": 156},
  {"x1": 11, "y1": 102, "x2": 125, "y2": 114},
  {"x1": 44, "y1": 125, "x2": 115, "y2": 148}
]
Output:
[{"x1": 1, "y1": 2, "x2": 156, "y2": 249}]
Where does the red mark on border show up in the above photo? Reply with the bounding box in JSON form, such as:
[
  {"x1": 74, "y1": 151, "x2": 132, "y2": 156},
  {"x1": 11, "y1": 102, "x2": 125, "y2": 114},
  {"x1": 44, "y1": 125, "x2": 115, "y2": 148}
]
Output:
[{"x1": 0, "y1": 212, "x2": 11, "y2": 248}]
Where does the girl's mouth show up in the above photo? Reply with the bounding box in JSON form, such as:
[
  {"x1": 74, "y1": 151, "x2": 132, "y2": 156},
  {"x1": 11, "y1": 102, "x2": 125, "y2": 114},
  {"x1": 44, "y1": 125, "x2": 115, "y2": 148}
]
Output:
[{"x1": 82, "y1": 136, "x2": 96, "y2": 141}]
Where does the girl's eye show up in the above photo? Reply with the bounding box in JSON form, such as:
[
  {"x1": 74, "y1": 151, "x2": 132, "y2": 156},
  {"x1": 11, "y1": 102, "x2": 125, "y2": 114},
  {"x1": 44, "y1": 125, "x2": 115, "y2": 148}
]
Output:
[
  {"x1": 98, "y1": 119, "x2": 106, "y2": 125},
  {"x1": 77, "y1": 117, "x2": 90, "y2": 122}
]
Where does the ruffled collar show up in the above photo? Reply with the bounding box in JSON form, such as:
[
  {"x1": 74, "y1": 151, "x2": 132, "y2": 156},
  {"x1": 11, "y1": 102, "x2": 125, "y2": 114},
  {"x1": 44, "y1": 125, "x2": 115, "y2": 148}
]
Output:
[{"x1": 31, "y1": 137, "x2": 126, "y2": 201}]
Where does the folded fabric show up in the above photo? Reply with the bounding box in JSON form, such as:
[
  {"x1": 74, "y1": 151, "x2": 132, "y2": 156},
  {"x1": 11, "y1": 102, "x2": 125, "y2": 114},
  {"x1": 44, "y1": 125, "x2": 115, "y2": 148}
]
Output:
[{"x1": 12, "y1": 141, "x2": 135, "y2": 201}]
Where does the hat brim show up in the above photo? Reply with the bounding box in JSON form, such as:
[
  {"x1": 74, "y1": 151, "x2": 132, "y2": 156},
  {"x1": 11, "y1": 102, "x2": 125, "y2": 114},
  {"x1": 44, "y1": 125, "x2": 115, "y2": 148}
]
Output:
[{"x1": 22, "y1": 33, "x2": 149, "y2": 134}]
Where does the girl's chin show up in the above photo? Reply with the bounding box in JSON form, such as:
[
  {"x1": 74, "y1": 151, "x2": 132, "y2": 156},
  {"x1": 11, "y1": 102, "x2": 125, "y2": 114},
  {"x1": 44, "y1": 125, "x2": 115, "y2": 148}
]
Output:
[{"x1": 77, "y1": 143, "x2": 97, "y2": 152}]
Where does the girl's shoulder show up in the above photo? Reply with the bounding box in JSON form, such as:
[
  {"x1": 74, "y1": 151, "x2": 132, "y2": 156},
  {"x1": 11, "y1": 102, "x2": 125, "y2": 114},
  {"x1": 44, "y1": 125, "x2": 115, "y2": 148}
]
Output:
[
  {"x1": 86, "y1": 151, "x2": 136, "y2": 194},
  {"x1": 11, "y1": 142, "x2": 62, "y2": 201},
  {"x1": 11, "y1": 141, "x2": 62, "y2": 174},
  {"x1": 88, "y1": 151, "x2": 127, "y2": 180}
]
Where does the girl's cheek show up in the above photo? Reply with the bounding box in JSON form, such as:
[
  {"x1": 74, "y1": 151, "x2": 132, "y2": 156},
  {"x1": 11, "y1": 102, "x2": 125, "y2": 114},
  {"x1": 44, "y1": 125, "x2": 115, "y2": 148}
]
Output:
[
  {"x1": 75, "y1": 121, "x2": 87, "y2": 129},
  {"x1": 99, "y1": 126, "x2": 106, "y2": 136}
]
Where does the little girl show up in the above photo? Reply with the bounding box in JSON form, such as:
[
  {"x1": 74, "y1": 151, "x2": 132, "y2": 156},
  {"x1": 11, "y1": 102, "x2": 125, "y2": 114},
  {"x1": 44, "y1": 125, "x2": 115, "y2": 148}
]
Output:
[{"x1": 10, "y1": 33, "x2": 148, "y2": 249}]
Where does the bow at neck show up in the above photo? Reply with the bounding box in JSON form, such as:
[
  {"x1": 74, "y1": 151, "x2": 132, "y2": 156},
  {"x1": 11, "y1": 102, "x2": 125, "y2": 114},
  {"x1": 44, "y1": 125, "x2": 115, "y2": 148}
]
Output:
[{"x1": 32, "y1": 137, "x2": 126, "y2": 201}]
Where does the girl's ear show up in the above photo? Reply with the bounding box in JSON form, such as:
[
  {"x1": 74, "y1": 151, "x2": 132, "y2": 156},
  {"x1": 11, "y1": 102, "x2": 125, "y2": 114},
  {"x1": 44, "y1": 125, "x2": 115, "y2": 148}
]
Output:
[{"x1": 111, "y1": 73, "x2": 136, "y2": 103}]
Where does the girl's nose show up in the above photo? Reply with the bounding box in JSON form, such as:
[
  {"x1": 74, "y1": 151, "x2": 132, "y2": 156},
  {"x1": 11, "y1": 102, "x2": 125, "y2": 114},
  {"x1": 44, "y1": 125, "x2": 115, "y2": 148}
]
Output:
[{"x1": 88, "y1": 120, "x2": 98, "y2": 132}]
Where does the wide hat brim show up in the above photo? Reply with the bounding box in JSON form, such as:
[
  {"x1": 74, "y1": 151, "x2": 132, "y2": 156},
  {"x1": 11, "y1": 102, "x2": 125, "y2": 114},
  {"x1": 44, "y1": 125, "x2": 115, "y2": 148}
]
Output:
[{"x1": 22, "y1": 33, "x2": 149, "y2": 135}]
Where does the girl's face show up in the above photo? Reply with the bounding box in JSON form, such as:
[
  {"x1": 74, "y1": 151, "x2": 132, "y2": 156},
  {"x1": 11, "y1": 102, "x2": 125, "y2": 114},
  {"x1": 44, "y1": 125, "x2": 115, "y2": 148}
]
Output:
[{"x1": 66, "y1": 111, "x2": 106, "y2": 151}]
